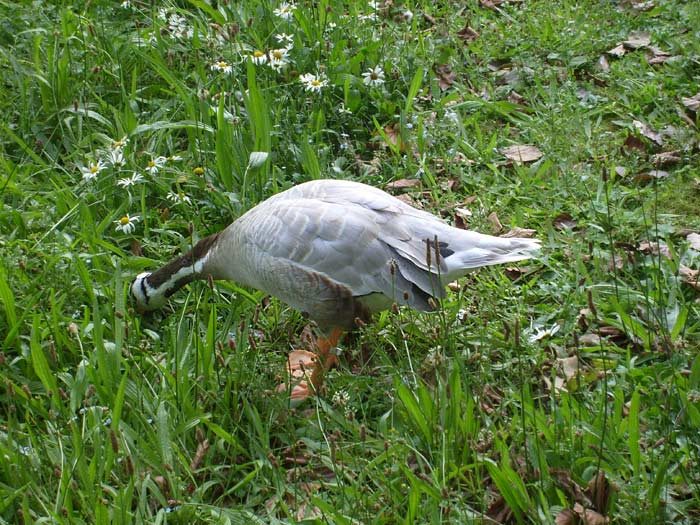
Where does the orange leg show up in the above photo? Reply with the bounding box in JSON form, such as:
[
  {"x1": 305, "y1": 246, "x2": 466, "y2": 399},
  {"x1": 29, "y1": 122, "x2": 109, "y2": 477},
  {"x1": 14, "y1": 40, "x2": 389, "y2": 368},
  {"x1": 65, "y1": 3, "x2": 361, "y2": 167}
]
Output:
[{"x1": 310, "y1": 327, "x2": 342, "y2": 390}]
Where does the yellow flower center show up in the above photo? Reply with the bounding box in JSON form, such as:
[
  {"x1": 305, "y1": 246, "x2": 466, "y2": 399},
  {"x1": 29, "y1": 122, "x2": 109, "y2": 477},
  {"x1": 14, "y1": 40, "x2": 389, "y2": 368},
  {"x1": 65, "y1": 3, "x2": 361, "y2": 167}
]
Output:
[
  {"x1": 119, "y1": 216, "x2": 130, "y2": 225},
  {"x1": 90, "y1": 165, "x2": 99, "y2": 173},
  {"x1": 272, "y1": 51, "x2": 283, "y2": 59},
  {"x1": 193, "y1": 167, "x2": 204, "y2": 175},
  {"x1": 218, "y1": 61, "x2": 228, "y2": 68},
  {"x1": 311, "y1": 80, "x2": 321, "y2": 86},
  {"x1": 253, "y1": 50, "x2": 265, "y2": 58},
  {"x1": 148, "y1": 160, "x2": 155, "y2": 168}
]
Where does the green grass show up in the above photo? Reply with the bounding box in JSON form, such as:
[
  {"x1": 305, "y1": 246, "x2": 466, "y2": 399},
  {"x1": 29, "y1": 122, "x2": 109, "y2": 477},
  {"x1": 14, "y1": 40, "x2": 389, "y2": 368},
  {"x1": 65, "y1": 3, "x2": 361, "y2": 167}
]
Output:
[{"x1": 1, "y1": 0, "x2": 700, "y2": 523}]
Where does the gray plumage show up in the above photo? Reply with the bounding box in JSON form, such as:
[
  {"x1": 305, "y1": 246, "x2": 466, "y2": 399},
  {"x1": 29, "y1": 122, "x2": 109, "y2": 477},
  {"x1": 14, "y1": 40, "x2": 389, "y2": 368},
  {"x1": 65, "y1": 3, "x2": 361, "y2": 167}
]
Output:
[{"x1": 132, "y1": 179, "x2": 540, "y2": 331}]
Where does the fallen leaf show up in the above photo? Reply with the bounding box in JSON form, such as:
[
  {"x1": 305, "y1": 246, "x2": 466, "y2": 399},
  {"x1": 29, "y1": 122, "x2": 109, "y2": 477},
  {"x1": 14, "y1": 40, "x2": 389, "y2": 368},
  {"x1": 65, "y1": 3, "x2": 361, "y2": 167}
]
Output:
[
  {"x1": 622, "y1": 134, "x2": 646, "y2": 153},
  {"x1": 276, "y1": 380, "x2": 312, "y2": 407},
  {"x1": 651, "y1": 150, "x2": 681, "y2": 167},
  {"x1": 296, "y1": 501, "x2": 322, "y2": 521},
  {"x1": 457, "y1": 23, "x2": 479, "y2": 43},
  {"x1": 597, "y1": 54, "x2": 610, "y2": 72},
  {"x1": 555, "y1": 509, "x2": 577, "y2": 525},
  {"x1": 638, "y1": 240, "x2": 671, "y2": 258},
  {"x1": 286, "y1": 349, "x2": 317, "y2": 379},
  {"x1": 633, "y1": 120, "x2": 663, "y2": 145},
  {"x1": 487, "y1": 212, "x2": 503, "y2": 233},
  {"x1": 607, "y1": 44, "x2": 626, "y2": 57},
  {"x1": 553, "y1": 212, "x2": 577, "y2": 230},
  {"x1": 679, "y1": 265, "x2": 700, "y2": 290},
  {"x1": 551, "y1": 469, "x2": 592, "y2": 507},
  {"x1": 486, "y1": 494, "x2": 513, "y2": 523},
  {"x1": 480, "y1": 0, "x2": 507, "y2": 8},
  {"x1": 434, "y1": 64, "x2": 455, "y2": 90},
  {"x1": 623, "y1": 31, "x2": 651, "y2": 49},
  {"x1": 682, "y1": 94, "x2": 700, "y2": 113},
  {"x1": 395, "y1": 193, "x2": 421, "y2": 207},
  {"x1": 502, "y1": 144, "x2": 544, "y2": 164},
  {"x1": 501, "y1": 227, "x2": 537, "y2": 238},
  {"x1": 380, "y1": 123, "x2": 405, "y2": 151},
  {"x1": 386, "y1": 178, "x2": 421, "y2": 190},
  {"x1": 687, "y1": 233, "x2": 700, "y2": 251},
  {"x1": 586, "y1": 470, "x2": 612, "y2": 514},
  {"x1": 573, "y1": 503, "x2": 609, "y2": 525},
  {"x1": 646, "y1": 47, "x2": 672, "y2": 65},
  {"x1": 558, "y1": 356, "x2": 579, "y2": 382},
  {"x1": 508, "y1": 90, "x2": 527, "y2": 105},
  {"x1": 131, "y1": 239, "x2": 143, "y2": 256},
  {"x1": 623, "y1": 0, "x2": 655, "y2": 10},
  {"x1": 633, "y1": 170, "x2": 669, "y2": 184},
  {"x1": 579, "y1": 333, "x2": 602, "y2": 346}
]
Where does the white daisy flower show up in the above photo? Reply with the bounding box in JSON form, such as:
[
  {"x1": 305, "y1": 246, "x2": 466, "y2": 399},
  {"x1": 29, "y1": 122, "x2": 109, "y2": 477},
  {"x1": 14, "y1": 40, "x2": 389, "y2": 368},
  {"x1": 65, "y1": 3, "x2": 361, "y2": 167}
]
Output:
[
  {"x1": 108, "y1": 149, "x2": 126, "y2": 168},
  {"x1": 211, "y1": 60, "x2": 233, "y2": 75},
  {"x1": 250, "y1": 50, "x2": 268, "y2": 65},
  {"x1": 273, "y1": 2, "x2": 296, "y2": 19},
  {"x1": 362, "y1": 66, "x2": 385, "y2": 87},
  {"x1": 167, "y1": 154, "x2": 183, "y2": 162},
  {"x1": 144, "y1": 156, "x2": 167, "y2": 175},
  {"x1": 299, "y1": 72, "x2": 328, "y2": 93},
  {"x1": 80, "y1": 160, "x2": 105, "y2": 181},
  {"x1": 528, "y1": 323, "x2": 561, "y2": 343},
  {"x1": 111, "y1": 136, "x2": 129, "y2": 151},
  {"x1": 114, "y1": 214, "x2": 140, "y2": 234},
  {"x1": 166, "y1": 190, "x2": 192, "y2": 205},
  {"x1": 121, "y1": 1, "x2": 131, "y2": 8},
  {"x1": 275, "y1": 33, "x2": 294, "y2": 46},
  {"x1": 116, "y1": 173, "x2": 145, "y2": 188},
  {"x1": 269, "y1": 48, "x2": 290, "y2": 71}
]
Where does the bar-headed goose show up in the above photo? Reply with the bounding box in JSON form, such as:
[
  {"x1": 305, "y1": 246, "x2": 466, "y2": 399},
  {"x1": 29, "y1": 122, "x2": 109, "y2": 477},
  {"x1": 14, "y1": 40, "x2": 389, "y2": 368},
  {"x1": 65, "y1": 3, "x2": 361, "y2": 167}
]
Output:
[{"x1": 132, "y1": 179, "x2": 540, "y2": 396}]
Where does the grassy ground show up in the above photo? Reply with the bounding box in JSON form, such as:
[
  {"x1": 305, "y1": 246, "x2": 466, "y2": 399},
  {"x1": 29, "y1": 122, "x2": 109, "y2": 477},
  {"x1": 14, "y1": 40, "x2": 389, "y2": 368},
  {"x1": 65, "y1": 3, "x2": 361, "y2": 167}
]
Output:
[{"x1": 1, "y1": 0, "x2": 700, "y2": 523}]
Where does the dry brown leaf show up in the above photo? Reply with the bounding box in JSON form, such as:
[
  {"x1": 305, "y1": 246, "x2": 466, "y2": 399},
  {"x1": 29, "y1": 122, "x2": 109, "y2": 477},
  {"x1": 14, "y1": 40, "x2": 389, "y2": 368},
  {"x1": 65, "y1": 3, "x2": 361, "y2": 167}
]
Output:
[
  {"x1": 682, "y1": 94, "x2": 700, "y2": 113},
  {"x1": 607, "y1": 44, "x2": 626, "y2": 57},
  {"x1": 386, "y1": 178, "x2": 421, "y2": 190},
  {"x1": 633, "y1": 120, "x2": 663, "y2": 145},
  {"x1": 651, "y1": 150, "x2": 681, "y2": 167},
  {"x1": 543, "y1": 374, "x2": 566, "y2": 394},
  {"x1": 457, "y1": 23, "x2": 480, "y2": 43},
  {"x1": 502, "y1": 144, "x2": 544, "y2": 164},
  {"x1": 434, "y1": 64, "x2": 456, "y2": 90},
  {"x1": 622, "y1": 134, "x2": 646, "y2": 153},
  {"x1": 579, "y1": 333, "x2": 602, "y2": 347},
  {"x1": 633, "y1": 169, "x2": 669, "y2": 184},
  {"x1": 486, "y1": 494, "x2": 513, "y2": 523},
  {"x1": 551, "y1": 469, "x2": 592, "y2": 507},
  {"x1": 480, "y1": 0, "x2": 507, "y2": 8},
  {"x1": 286, "y1": 350, "x2": 317, "y2": 378},
  {"x1": 558, "y1": 356, "x2": 580, "y2": 382},
  {"x1": 395, "y1": 193, "x2": 421, "y2": 208},
  {"x1": 276, "y1": 380, "x2": 312, "y2": 406},
  {"x1": 638, "y1": 240, "x2": 671, "y2": 258},
  {"x1": 380, "y1": 124, "x2": 405, "y2": 151},
  {"x1": 487, "y1": 212, "x2": 503, "y2": 233},
  {"x1": 553, "y1": 212, "x2": 577, "y2": 230},
  {"x1": 623, "y1": 31, "x2": 651, "y2": 49},
  {"x1": 687, "y1": 233, "x2": 700, "y2": 251},
  {"x1": 296, "y1": 501, "x2": 322, "y2": 522},
  {"x1": 679, "y1": 265, "x2": 700, "y2": 290},
  {"x1": 573, "y1": 503, "x2": 609, "y2": 525},
  {"x1": 555, "y1": 509, "x2": 577, "y2": 525},
  {"x1": 646, "y1": 47, "x2": 672, "y2": 65},
  {"x1": 586, "y1": 470, "x2": 612, "y2": 514},
  {"x1": 508, "y1": 90, "x2": 527, "y2": 105},
  {"x1": 501, "y1": 227, "x2": 537, "y2": 238}
]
